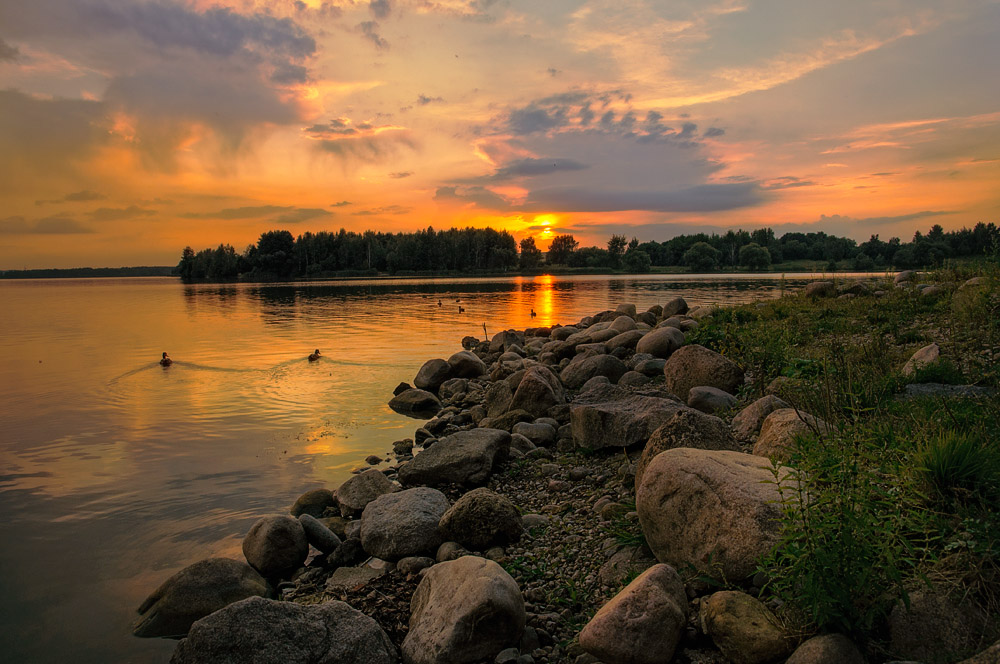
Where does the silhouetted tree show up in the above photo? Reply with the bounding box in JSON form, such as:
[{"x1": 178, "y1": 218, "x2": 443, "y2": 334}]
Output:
[
  {"x1": 547, "y1": 234, "x2": 578, "y2": 264},
  {"x1": 683, "y1": 242, "x2": 721, "y2": 272},
  {"x1": 739, "y1": 242, "x2": 771, "y2": 271},
  {"x1": 519, "y1": 236, "x2": 543, "y2": 269}
]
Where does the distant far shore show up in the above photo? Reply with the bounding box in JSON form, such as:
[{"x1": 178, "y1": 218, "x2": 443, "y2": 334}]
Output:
[{"x1": 0, "y1": 260, "x2": 972, "y2": 281}]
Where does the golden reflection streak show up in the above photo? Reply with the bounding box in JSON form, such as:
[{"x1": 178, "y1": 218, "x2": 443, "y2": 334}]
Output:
[{"x1": 532, "y1": 274, "x2": 555, "y2": 327}]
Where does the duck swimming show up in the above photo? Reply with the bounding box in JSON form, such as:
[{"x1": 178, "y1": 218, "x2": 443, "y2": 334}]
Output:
[
  {"x1": 308, "y1": 349, "x2": 322, "y2": 362},
  {"x1": 159, "y1": 352, "x2": 172, "y2": 367}
]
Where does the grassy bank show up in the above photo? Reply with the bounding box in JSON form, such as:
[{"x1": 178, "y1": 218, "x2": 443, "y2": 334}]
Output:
[{"x1": 682, "y1": 264, "x2": 1000, "y2": 654}]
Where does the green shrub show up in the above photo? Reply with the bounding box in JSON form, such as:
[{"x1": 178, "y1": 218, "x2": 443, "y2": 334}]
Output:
[{"x1": 916, "y1": 432, "x2": 1000, "y2": 504}]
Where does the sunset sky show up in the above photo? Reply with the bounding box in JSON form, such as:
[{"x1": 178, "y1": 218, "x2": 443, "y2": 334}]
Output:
[{"x1": 2, "y1": 0, "x2": 999, "y2": 268}]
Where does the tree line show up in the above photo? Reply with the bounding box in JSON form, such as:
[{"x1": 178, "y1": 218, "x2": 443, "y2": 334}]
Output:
[{"x1": 176, "y1": 222, "x2": 999, "y2": 281}]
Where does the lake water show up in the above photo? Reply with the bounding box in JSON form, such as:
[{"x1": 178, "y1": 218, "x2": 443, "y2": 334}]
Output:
[{"x1": 0, "y1": 273, "x2": 879, "y2": 662}]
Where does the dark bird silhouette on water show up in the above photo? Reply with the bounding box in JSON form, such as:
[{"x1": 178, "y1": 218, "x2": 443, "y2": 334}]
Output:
[
  {"x1": 458, "y1": 306, "x2": 465, "y2": 313},
  {"x1": 438, "y1": 300, "x2": 442, "y2": 307},
  {"x1": 159, "y1": 352, "x2": 172, "y2": 367},
  {"x1": 530, "y1": 308, "x2": 536, "y2": 318},
  {"x1": 308, "y1": 349, "x2": 322, "y2": 362}
]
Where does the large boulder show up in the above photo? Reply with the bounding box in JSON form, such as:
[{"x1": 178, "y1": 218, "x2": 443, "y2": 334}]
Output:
[
  {"x1": 786, "y1": 634, "x2": 865, "y2": 664},
  {"x1": 398, "y1": 429, "x2": 510, "y2": 487},
  {"x1": 579, "y1": 564, "x2": 687, "y2": 664},
  {"x1": 700, "y1": 591, "x2": 794, "y2": 664},
  {"x1": 242, "y1": 516, "x2": 309, "y2": 579},
  {"x1": 635, "y1": 409, "x2": 739, "y2": 488},
  {"x1": 560, "y1": 353, "x2": 628, "y2": 389},
  {"x1": 509, "y1": 365, "x2": 565, "y2": 417},
  {"x1": 402, "y1": 556, "x2": 525, "y2": 664},
  {"x1": 636, "y1": 449, "x2": 795, "y2": 581},
  {"x1": 290, "y1": 488, "x2": 336, "y2": 519},
  {"x1": 662, "y1": 344, "x2": 744, "y2": 403},
  {"x1": 752, "y1": 408, "x2": 830, "y2": 463},
  {"x1": 438, "y1": 488, "x2": 523, "y2": 550},
  {"x1": 360, "y1": 487, "x2": 450, "y2": 561},
  {"x1": 389, "y1": 388, "x2": 442, "y2": 418},
  {"x1": 902, "y1": 342, "x2": 941, "y2": 377},
  {"x1": 636, "y1": 327, "x2": 685, "y2": 359},
  {"x1": 170, "y1": 596, "x2": 396, "y2": 664},
  {"x1": 448, "y1": 351, "x2": 488, "y2": 378},
  {"x1": 731, "y1": 395, "x2": 789, "y2": 441},
  {"x1": 133, "y1": 558, "x2": 270, "y2": 638},
  {"x1": 483, "y1": 381, "x2": 514, "y2": 418},
  {"x1": 571, "y1": 391, "x2": 686, "y2": 451},
  {"x1": 337, "y1": 469, "x2": 397, "y2": 517},
  {"x1": 414, "y1": 359, "x2": 452, "y2": 391},
  {"x1": 804, "y1": 281, "x2": 836, "y2": 298}
]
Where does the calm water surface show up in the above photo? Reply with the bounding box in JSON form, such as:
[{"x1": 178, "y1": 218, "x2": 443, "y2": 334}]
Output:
[{"x1": 0, "y1": 273, "x2": 880, "y2": 662}]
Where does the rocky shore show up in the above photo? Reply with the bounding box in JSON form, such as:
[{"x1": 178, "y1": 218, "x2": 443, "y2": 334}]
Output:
[{"x1": 133, "y1": 271, "x2": 1000, "y2": 664}]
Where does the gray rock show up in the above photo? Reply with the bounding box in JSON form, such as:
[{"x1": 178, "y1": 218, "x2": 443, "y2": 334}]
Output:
[
  {"x1": 570, "y1": 391, "x2": 685, "y2": 451},
  {"x1": 496, "y1": 647, "x2": 520, "y2": 664},
  {"x1": 484, "y1": 381, "x2": 515, "y2": 418},
  {"x1": 634, "y1": 357, "x2": 667, "y2": 376},
  {"x1": 687, "y1": 385, "x2": 738, "y2": 414},
  {"x1": 389, "y1": 388, "x2": 443, "y2": 418},
  {"x1": 393, "y1": 439, "x2": 415, "y2": 455},
  {"x1": 560, "y1": 354, "x2": 628, "y2": 389},
  {"x1": 169, "y1": 596, "x2": 396, "y2": 664},
  {"x1": 902, "y1": 342, "x2": 940, "y2": 377},
  {"x1": 637, "y1": 449, "x2": 796, "y2": 581},
  {"x1": 803, "y1": 281, "x2": 836, "y2": 298},
  {"x1": 888, "y1": 589, "x2": 993, "y2": 663},
  {"x1": 894, "y1": 269, "x2": 916, "y2": 284},
  {"x1": 298, "y1": 514, "x2": 342, "y2": 554},
  {"x1": 290, "y1": 489, "x2": 336, "y2": 519},
  {"x1": 439, "y1": 487, "x2": 523, "y2": 550},
  {"x1": 326, "y1": 538, "x2": 366, "y2": 569},
  {"x1": 662, "y1": 344, "x2": 744, "y2": 403},
  {"x1": 397, "y1": 556, "x2": 436, "y2": 575},
  {"x1": 899, "y1": 383, "x2": 996, "y2": 399},
  {"x1": 618, "y1": 370, "x2": 652, "y2": 387},
  {"x1": 700, "y1": 590, "x2": 793, "y2": 664},
  {"x1": 605, "y1": 330, "x2": 644, "y2": 352},
  {"x1": 325, "y1": 566, "x2": 385, "y2": 591},
  {"x1": 615, "y1": 303, "x2": 638, "y2": 318},
  {"x1": 402, "y1": 556, "x2": 525, "y2": 664},
  {"x1": 448, "y1": 350, "x2": 488, "y2": 378},
  {"x1": 360, "y1": 487, "x2": 450, "y2": 561},
  {"x1": 338, "y1": 469, "x2": 397, "y2": 517},
  {"x1": 435, "y1": 541, "x2": 470, "y2": 563},
  {"x1": 133, "y1": 558, "x2": 270, "y2": 638},
  {"x1": 786, "y1": 634, "x2": 864, "y2": 664},
  {"x1": 509, "y1": 366, "x2": 565, "y2": 418},
  {"x1": 731, "y1": 395, "x2": 789, "y2": 441},
  {"x1": 579, "y1": 564, "x2": 687, "y2": 664},
  {"x1": 509, "y1": 433, "x2": 536, "y2": 454},
  {"x1": 636, "y1": 326, "x2": 685, "y2": 359},
  {"x1": 398, "y1": 428, "x2": 511, "y2": 487},
  {"x1": 597, "y1": 545, "x2": 657, "y2": 588},
  {"x1": 521, "y1": 514, "x2": 550, "y2": 530},
  {"x1": 635, "y1": 408, "x2": 738, "y2": 488},
  {"x1": 242, "y1": 516, "x2": 309, "y2": 579},
  {"x1": 609, "y1": 315, "x2": 638, "y2": 333},
  {"x1": 662, "y1": 297, "x2": 688, "y2": 317},
  {"x1": 752, "y1": 408, "x2": 830, "y2": 463},
  {"x1": 414, "y1": 358, "x2": 452, "y2": 392},
  {"x1": 512, "y1": 422, "x2": 557, "y2": 447},
  {"x1": 439, "y1": 378, "x2": 469, "y2": 402}
]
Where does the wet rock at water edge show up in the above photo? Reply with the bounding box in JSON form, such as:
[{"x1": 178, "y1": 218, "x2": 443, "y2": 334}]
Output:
[
  {"x1": 169, "y1": 597, "x2": 397, "y2": 664},
  {"x1": 133, "y1": 558, "x2": 270, "y2": 639},
  {"x1": 242, "y1": 515, "x2": 309, "y2": 579},
  {"x1": 389, "y1": 388, "x2": 443, "y2": 418},
  {"x1": 414, "y1": 358, "x2": 452, "y2": 392}
]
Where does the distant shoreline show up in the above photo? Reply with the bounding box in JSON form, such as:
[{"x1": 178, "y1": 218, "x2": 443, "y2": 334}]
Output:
[{"x1": 0, "y1": 261, "x2": 916, "y2": 282}]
